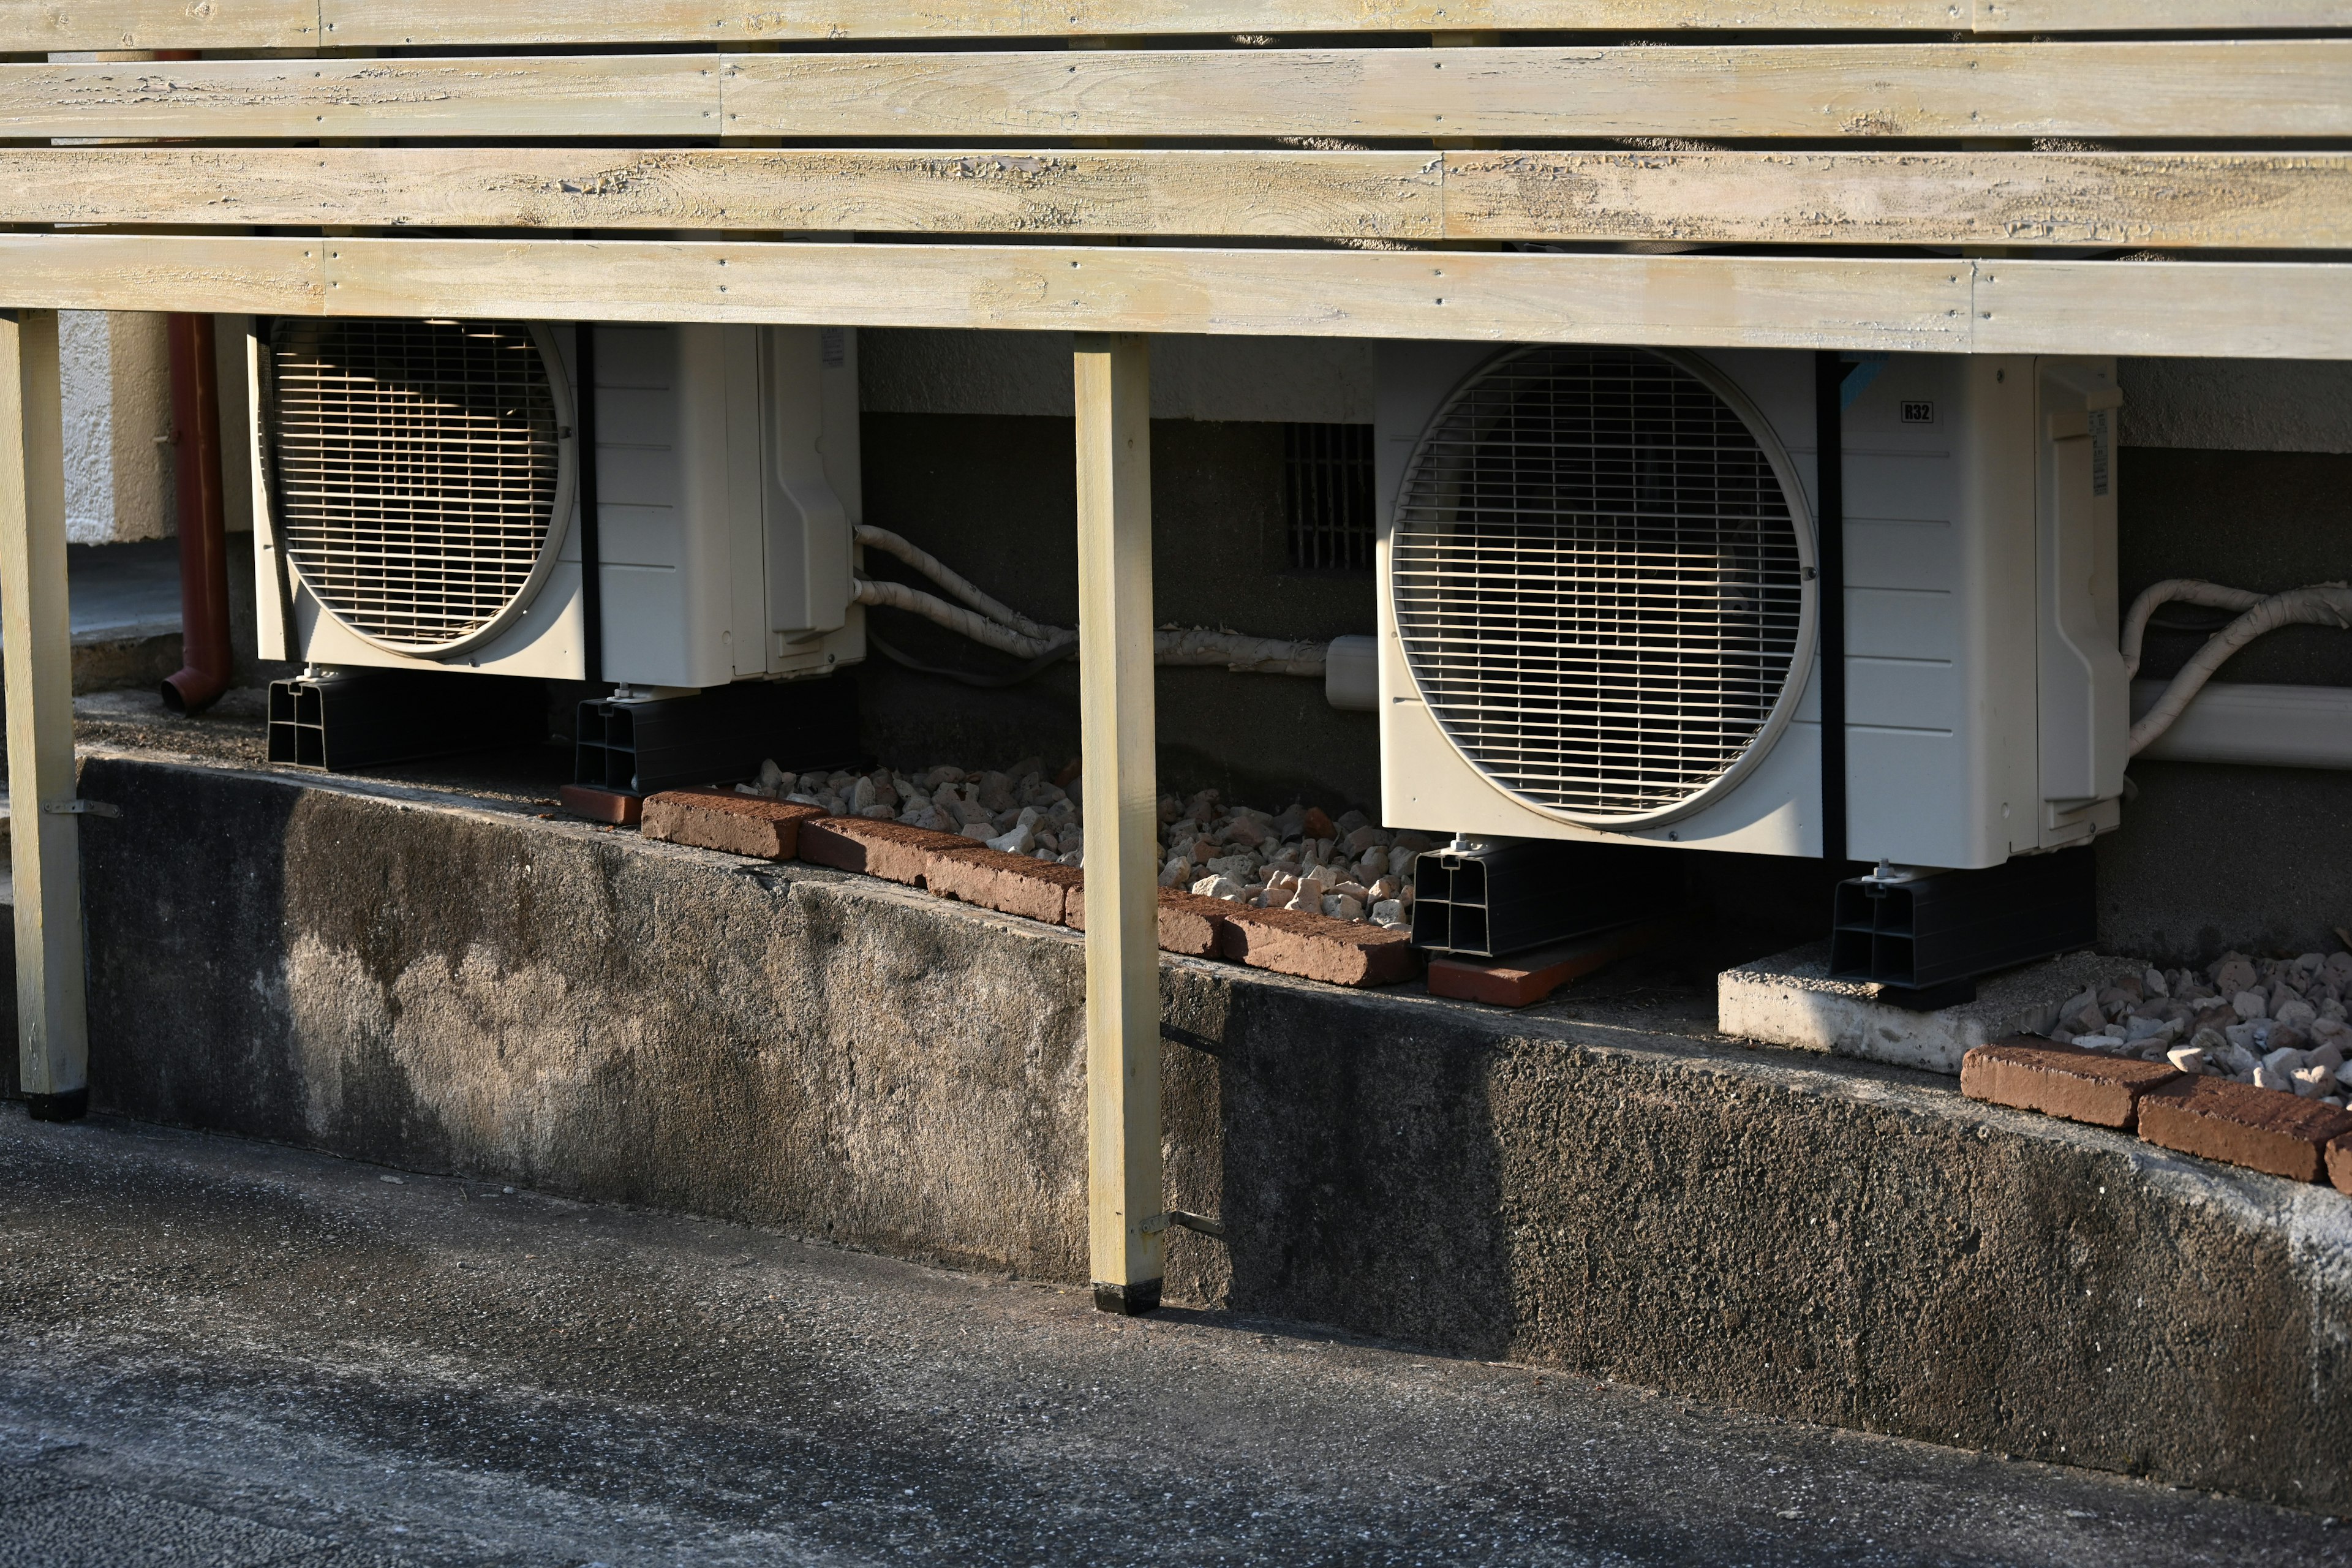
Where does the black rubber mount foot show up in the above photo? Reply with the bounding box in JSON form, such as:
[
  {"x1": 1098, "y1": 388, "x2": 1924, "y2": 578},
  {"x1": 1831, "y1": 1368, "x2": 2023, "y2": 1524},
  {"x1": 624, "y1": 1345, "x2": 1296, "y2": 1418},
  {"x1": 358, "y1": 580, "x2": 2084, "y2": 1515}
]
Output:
[
  {"x1": 24, "y1": 1089, "x2": 89, "y2": 1123},
  {"x1": 1093, "y1": 1280, "x2": 1163, "y2": 1317},
  {"x1": 1879, "y1": 976, "x2": 1980, "y2": 1012}
]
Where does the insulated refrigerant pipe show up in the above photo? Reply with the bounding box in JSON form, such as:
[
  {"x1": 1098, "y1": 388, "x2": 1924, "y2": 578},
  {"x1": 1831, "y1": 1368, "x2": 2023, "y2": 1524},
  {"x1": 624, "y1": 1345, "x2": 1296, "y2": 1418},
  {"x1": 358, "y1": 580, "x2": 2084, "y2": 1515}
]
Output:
[
  {"x1": 160, "y1": 310, "x2": 232, "y2": 716},
  {"x1": 2124, "y1": 579, "x2": 2352, "y2": 756}
]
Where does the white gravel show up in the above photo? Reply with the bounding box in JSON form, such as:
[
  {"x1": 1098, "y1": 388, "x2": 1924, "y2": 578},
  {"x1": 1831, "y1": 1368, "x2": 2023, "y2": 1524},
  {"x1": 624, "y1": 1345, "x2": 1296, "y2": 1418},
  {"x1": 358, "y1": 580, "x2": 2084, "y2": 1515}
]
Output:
[
  {"x1": 2052, "y1": 950, "x2": 2352, "y2": 1106},
  {"x1": 741, "y1": 758, "x2": 1438, "y2": 930}
]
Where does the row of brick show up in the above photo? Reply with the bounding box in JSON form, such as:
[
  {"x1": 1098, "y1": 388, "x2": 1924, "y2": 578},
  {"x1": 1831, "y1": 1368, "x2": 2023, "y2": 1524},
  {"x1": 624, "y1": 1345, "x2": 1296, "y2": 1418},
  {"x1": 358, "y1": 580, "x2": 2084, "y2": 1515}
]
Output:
[
  {"x1": 1962, "y1": 1038, "x2": 2352, "y2": 1192},
  {"x1": 628, "y1": 787, "x2": 1421, "y2": 989}
]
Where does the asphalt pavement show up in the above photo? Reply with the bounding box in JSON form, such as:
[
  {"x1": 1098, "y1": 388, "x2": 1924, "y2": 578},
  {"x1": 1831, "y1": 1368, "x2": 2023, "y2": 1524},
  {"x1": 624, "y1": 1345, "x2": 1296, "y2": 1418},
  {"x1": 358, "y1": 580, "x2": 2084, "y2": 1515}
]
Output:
[{"x1": 0, "y1": 1105, "x2": 2337, "y2": 1567}]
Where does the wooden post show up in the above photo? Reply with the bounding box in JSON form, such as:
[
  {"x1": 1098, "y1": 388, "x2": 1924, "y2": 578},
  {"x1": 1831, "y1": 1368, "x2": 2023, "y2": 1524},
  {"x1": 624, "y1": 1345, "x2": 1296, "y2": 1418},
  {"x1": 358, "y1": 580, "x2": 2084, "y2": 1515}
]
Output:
[
  {"x1": 1074, "y1": 332, "x2": 1163, "y2": 1315},
  {"x1": 0, "y1": 309, "x2": 88, "y2": 1120}
]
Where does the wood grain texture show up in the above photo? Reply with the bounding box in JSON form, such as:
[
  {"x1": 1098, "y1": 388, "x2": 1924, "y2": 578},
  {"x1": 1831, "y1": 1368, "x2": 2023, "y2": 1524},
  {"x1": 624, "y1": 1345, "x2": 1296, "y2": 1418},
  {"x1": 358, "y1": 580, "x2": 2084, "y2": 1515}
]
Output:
[
  {"x1": 0, "y1": 234, "x2": 2339, "y2": 358},
  {"x1": 0, "y1": 1, "x2": 315, "y2": 51},
  {"x1": 1975, "y1": 261, "x2": 2352, "y2": 358},
  {"x1": 0, "y1": 309, "x2": 88, "y2": 1101},
  {"x1": 1073, "y1": 330, "x2": 1162, "y2": 1299},
  {"x1": 309, "y1": 237, "x2": 1979, "y2": 350},
  {"x1": 1975, "y1": 2, "x2": 2352, "y2": 30},
  {"x1": 721, "y1": 44, "x2": 2352, "y2": 141},
  {"x1": 0, "y1": 146, "x2": 1449, "y2": 238},
  {"x1": 0, "y1": 54, "x2": 719, "y2": 140},
  {"x1": 3, "y1": 43, "x2": 2346, "y2": 141},
  {"x1": 1442, "y1": 151, "x2": 2352, "y2": 248},
  {"x1": 7, "y1": 147, "x2": 2347, "y2": 249},
  {"x1": 8, "y1": 1, "x2": 2343, "y2": 50}
]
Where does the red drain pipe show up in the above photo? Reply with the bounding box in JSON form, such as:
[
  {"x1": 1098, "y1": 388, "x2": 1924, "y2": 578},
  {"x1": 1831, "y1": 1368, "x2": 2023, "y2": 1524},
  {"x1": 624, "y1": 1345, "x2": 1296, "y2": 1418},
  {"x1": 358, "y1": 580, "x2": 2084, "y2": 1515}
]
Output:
[
  {"x1": 153, "y1": 44, "x2": 231, "y2": 717},
  {"x1": 162, "y1": 309, "x2": 232, "y2": 715}
]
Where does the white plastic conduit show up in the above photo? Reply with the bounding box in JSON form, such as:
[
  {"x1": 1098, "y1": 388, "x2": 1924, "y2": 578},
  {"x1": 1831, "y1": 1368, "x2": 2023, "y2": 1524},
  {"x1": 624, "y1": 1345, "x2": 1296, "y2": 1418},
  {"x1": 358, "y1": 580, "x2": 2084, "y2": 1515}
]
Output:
[
  {"x1": 2132, "y1": 680, "x2": 2352, "y2": 771},
  {"x1": 2124, "y1": 579, "x2": 2352, "y2": 756}
]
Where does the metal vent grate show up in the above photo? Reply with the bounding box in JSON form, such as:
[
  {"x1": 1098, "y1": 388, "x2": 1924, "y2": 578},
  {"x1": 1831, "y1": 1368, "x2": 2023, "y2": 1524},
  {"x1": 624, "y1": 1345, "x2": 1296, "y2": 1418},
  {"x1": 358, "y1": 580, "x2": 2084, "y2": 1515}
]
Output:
[
  {"x1": 265, "y1": 318, "x2": 570, "y2": 655},
  {"x1": 1393, "y1": 346, "x2": 1814, "y2": 826},
  {"x1": 1284, "y1": 422, "x2": 1376, "y2": 571}
]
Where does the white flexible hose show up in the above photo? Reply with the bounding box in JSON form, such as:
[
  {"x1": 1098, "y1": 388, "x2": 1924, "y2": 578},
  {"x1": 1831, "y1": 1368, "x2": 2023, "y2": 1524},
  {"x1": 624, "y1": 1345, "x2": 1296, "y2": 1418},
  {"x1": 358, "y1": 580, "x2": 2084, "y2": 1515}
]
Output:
[
  {"x1": 2120, "y1": 579, "x2": 2266, "y2": 679},
  {"x1": 855, "y1": 576, "x2": 1332, "y2": 677},
  {"x1": 2129, "y1": 584, "x2": 2352, "y2": 756},
  {"x1": 1153, "y1": 627, "x2": 1329, "y2": 676},
  {"x1": 852, "y1": 578, "x2": 1072, "y2": 660},
  {"x1": 853, "y1": 531, "x2": 1334, "y2": 677},
  {"x1": 852, "y1": 524, "x2": 1062, "y2": 644}
]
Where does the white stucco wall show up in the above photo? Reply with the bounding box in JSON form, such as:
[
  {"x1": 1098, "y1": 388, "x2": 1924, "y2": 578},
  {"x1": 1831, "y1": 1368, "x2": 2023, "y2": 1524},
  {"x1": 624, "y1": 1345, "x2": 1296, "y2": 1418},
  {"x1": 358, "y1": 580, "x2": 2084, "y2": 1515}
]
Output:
[{"x1": 61, "y1": 310, "x2": 175, "y2": 546}]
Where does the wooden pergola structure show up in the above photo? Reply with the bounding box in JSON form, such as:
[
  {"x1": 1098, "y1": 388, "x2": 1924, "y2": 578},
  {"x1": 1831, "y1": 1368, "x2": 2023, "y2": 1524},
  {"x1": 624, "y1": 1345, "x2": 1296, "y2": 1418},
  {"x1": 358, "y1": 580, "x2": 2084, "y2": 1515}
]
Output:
[{"x1": 2, "y1": 1, "x2": 2346, "y2": 1312}]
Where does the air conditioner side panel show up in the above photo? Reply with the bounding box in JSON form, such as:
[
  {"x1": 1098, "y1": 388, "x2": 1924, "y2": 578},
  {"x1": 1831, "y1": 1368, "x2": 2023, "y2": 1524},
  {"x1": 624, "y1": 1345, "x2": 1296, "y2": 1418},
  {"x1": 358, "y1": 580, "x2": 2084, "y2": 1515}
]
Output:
[
  {"x1": 762, "y1": 324, "x2": 858, "y2": 677},
  {"x1": 2034, "y1": 356, "x2": 2128, "y2": 848},
  {"x1": 245, "y1": 324, "x2": 290, "y2": 663},
  {"x1": 1841, "y1": 356, "x2": 2038, "y2": 871},
  {"x1": 595, "y1": 323, "x2": 736, "y2": 689}
]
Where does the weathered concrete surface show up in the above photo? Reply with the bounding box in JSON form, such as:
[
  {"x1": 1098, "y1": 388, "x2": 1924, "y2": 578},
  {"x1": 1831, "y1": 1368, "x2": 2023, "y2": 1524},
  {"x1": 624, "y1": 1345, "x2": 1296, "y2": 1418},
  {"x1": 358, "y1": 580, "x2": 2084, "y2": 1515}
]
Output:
[
  {"x1": 6, "y1": 1110, "x2": 2339, "y2": 1567},
  {"x1": 1719, "y1": 944, "x2": 2138, "y2": 1076},
  {"x1": 66, "y1": 750, "x2": 2352, "y2": 1512}
]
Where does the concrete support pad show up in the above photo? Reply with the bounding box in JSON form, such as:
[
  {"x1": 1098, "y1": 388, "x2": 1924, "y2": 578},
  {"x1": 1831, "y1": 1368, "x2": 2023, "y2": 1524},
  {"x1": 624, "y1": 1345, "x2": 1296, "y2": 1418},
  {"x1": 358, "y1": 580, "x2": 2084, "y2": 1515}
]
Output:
[
  {"x1": 1719, "y1": 943, "x2": 2139, "y2": 1076},
  {"x1": 54, "y1": 749, "x2": 2352, "y2": 1512}
]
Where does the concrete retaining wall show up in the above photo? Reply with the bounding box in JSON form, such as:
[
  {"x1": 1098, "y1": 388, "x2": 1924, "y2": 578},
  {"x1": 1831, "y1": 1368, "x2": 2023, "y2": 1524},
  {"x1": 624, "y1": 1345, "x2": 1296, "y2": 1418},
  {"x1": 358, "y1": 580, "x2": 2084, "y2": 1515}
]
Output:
[{"x1": 67, "y1": 750, "x2": 2352, "y2": 1511}]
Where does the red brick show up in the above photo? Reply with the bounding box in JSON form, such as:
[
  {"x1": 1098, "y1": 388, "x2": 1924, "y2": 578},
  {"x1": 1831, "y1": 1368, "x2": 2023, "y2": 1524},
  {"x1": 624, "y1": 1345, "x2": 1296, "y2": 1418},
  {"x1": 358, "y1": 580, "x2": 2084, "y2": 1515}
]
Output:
[
  {"x1": 797, "y1": 817, "x2": 972, "y2": 886},
  {"x1": 925, "y1": 845, "x2": 1086, "y2": 925},
  {"x1": 1066, "y1": 887, "x2": 1235, "y2": 959},
  {"x1": 1427, "y1": 921, "x2": 1672, "y2": 1009},
  {"x1": 1152, "y1": 889, "x2": 1237, "y2": 959},
  {"x1": 2137, "y1": 1076, "x2": 2352, "y2": 1183},
  {"x1": 1959, "y1": 1038, "x2": 2180, "y2": 1130},
  {"x1": 641, "y1": 789, "x2": 826, "y2": 861},
  {"x1": 2330, "y1": 1134, "x2": 2352, "y2": 1199},
  {"x1": 557, "y1": 783, "x2": 642, "y2": 827},
  {"x1": 1217, "y1": 905, "x2": 1420, "y2": 989}
]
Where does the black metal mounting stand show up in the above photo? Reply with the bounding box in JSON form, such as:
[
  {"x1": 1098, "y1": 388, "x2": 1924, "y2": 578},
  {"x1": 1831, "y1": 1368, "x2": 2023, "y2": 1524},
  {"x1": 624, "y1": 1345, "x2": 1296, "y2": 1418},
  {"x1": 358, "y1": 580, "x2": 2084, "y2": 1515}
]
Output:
[
  {"x1": 574, "y1": 675, "x2": 860, "y2": 796},
  {"x1": 1410, "y1": 839, "x2": 1678, "y2": 960},
  {"x1": 1828, "y1": 849, "x2": 2098, "y2": 1011},
  {"x1": 267, "y1": 670, "x2": 547, "y2": 772}
]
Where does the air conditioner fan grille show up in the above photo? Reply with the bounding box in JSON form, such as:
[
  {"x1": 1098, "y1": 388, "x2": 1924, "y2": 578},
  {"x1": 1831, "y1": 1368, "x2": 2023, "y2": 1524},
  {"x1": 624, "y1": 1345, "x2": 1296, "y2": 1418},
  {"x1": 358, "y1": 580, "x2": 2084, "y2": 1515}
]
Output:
[
  {"x1": 1393, "y1": 347, "x2": 1809, "y2": 823},
  {"x1": 266, "y1": 318, "x2": 563, "y2": 653}
]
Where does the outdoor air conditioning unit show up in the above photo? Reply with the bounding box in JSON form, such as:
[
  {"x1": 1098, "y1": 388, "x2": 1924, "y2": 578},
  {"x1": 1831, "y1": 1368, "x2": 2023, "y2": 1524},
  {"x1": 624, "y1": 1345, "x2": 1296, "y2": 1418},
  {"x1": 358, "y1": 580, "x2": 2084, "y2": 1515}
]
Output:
[
  {"x1": 1376, "y1": 344, "x2": 2128, "y2": 874},
  {"x1": 246, "y1": 318, "x2": 865, "y2": 690}
]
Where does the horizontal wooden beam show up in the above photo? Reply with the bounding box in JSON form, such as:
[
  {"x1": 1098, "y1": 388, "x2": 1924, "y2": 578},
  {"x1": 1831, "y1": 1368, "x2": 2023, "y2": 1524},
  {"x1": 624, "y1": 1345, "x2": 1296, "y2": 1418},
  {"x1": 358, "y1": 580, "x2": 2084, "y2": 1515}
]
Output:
[
  {"x1": 0, "y1": 233, "x2": 2340, "y2": 359},
  {"x1": 4, "y1": 1, "x2": 2344, "y2": 53},
  {"x1": 8, "y1": 146, "x2": 2349, "y2": 250},
  {"x1": 2, "y1": 43, "x2": 2345, "y2": 141}
]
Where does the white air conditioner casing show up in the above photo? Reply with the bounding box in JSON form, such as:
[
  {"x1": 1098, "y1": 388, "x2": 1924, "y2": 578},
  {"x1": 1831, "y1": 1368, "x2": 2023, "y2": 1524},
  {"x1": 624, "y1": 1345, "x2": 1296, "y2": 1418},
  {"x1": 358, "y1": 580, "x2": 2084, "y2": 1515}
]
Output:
[
  {"x1": 248, "y1": 319, "x2": 864, "y2": 690},
  {"x1": 1376, "y1": 344, "x2": 2127, "y2": 871}
]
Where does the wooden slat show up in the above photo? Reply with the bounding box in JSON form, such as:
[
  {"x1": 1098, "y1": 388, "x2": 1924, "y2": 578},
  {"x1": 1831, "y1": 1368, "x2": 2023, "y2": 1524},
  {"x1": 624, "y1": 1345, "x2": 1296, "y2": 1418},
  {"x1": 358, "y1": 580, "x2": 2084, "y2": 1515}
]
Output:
[
  {"x1": 315, "y1": 238, "x2": 1982, "y2": 350},
  {"x1": 0, "y1": 234, "x2": 2344, "y2": 359},
  {"x1": 10, "y1": 147, "x2": 2349, "y2": 250},
  {"x1": 7, "y1": 1, "x2": 2345, "y2": 52},
  {"x1": 1444, "y1": 151, "x2": 2352, "y2": 249},
  {"x1": 0, "y1": 54, "x2": 719, "y2": 140},
  {"x1": 1975, "y1": 261, "x2": 2352, "y2": 359},
  {"x1": 0, "y1": 1, "x2": 315, "y2": 51},
  {"x1": 0, "y1": 146, "x2": 1448, "y2": 238},
  {"x1": 722, "y1": 44, "x2": 2352, "y2": 141},
  {"x1": 3, "y1": 43, "x2": 2347, "y2": 141},
  {"x1": 1977, "y1": 2, "x2": 2352, "y2": 30}
]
